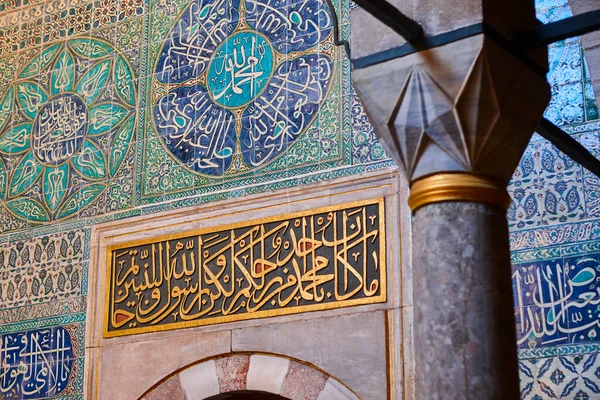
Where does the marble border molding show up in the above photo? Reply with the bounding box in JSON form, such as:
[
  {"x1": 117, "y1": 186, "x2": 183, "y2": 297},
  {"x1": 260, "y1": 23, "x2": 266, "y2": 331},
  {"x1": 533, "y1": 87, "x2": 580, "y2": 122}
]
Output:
[
  {"x1": 140, "y1": 353, "x2": 361, "y2": 400},
  {"x1": 84, "y1": 168, "x2": 415, "y2": 400}
]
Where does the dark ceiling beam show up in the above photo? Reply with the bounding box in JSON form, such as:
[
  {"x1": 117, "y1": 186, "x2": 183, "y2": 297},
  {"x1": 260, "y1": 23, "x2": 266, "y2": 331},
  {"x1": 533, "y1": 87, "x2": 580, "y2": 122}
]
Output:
[
  {"x1": 348, "y1": 3, "x2": 600, "y2": 178},
  {"x1": 352, "y1": 0, "x2": 424, "y2": 43},
  {"x1": 537, "y1": 118, "x2": 600, "y2": 178},
  {"x1": 517, "y1": 9, "x2": 600, "y2": 48}
]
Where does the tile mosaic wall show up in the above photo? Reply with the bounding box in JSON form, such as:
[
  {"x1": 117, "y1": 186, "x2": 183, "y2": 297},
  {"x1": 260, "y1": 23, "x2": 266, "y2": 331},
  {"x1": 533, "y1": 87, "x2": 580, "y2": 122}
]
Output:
[
  {"x1": 512, "y1": 1, "x2": 600, "y2": 398},
  {"x1": 0, "y1": 0, "x2": 597, "y2": 397},
  {"x1": 0, "y1": 228, "x2": 88, "y2": 399},
  {"x1": 0, "y1": 0, "x2": 390, "y2": 397}
]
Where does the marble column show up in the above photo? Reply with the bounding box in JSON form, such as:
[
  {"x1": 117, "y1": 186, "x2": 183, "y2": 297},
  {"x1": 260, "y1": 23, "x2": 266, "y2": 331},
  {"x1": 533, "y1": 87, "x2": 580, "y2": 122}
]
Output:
[
  {"x1": 413, "y1": 201, "x2": 518, "y2": 399},
  {"x1": 351, "y1": 1, "x2": 551, "y2": 397},
  {"x1": 406, "y1": 172, "x2": 526, "y2": 398}
]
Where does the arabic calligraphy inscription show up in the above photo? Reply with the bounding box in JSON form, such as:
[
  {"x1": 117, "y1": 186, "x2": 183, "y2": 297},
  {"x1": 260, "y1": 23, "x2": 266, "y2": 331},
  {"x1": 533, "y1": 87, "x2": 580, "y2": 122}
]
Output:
[
  {"x1": 32, "y1": 93, "x2": 88, "y2": 165},
  {"x1": 106, "y1": 199, "x2": 386, "y2": 337},
  {"x1": 207, "y1": 31, "x2": 274, "y2": 108},
  {"x1": 0, "y1": 327, "x2": 74, "y2": 399},
  {"x1": 151, "y1": 0, "x2": 334, "y2": 176},
  {"x1": 514, "y1": 254, "x2": 600, "y2": 348}
]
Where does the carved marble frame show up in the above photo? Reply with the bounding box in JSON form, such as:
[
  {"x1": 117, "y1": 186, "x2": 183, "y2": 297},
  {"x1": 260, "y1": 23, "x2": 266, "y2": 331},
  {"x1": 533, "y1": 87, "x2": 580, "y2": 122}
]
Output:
[{"x1": 84, "y1": 169, "x2": 415, "y2": 400}]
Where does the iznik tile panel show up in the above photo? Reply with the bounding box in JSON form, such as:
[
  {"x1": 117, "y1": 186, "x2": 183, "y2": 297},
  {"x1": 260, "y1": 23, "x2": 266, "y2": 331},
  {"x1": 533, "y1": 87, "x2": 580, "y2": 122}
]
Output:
[
  {"x1": 508, "y1": 134, "x2": 585, "y2": 231},
  {"x1": 0, "y1": 38, "x2": 137, "y2": 222},
  {"x1": 0, "y1": 5, "x2": 144, "y2": 231},
  {"x1": 0, "y1": 0, "x2": 386, "y2": 231},
  {"x1": 139, "y1": 0, "x2": 359, "y2": 205},
  {"x1": 519, "y1": 351, "x2": 600, "y2": 400},
  {"x1": 511, "y1": 1, "x2": 600, "y2": 398},
  {"x1": 0, "y1": 229, "x2": 86, "y2": 310},
  {"x1": 0, "y1": 0, "x2": 387, "y2": 398},
  {"x1": 0, "y1": 327, "x2": 74, "y2": 399},
  {"x1": 535, "y1": 0, "x2": 599, "y2": 127},
  {"x1": 0, "y1": 227, "x2": 87, "y2": 399}
]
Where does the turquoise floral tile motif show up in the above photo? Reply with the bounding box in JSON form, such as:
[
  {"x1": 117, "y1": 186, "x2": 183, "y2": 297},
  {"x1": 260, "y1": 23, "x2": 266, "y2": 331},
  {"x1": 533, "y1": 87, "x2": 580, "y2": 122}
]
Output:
[
  {"x1": 535, "y1": 0, "x2": 599, "y2": 127},
  {"x1": 0, "y1": 38, "x2": 137, "y2": 224}
]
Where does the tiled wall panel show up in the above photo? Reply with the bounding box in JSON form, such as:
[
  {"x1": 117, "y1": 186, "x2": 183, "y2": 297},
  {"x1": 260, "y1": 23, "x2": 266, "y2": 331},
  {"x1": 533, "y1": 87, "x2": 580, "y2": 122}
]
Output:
[
  {"x1": 512, "y1": 1, "x2": 600, "y2": 398},
  {"x1": 0, "y1": 0, "x2": 598, "y2": 397},
  {"x1": 0, "y1": 0, "x2": 390, "y2": 397}
]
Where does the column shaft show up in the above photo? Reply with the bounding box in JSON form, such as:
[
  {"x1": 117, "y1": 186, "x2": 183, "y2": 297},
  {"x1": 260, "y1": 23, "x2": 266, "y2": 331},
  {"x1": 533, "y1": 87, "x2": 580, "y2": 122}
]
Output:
[{"x1": 413, "y1": 202, "x2": 519, "y2": 399}]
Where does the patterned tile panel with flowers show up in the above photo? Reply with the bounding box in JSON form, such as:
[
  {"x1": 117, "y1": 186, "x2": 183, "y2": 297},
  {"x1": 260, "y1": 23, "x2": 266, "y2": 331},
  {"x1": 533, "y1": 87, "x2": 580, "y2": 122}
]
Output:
[
  {"x1": 0, "y1": 0, "x2": 595, "y2": 398},
  {"x1": 512, "y1": 1, "x2": 600, "y2": 398},
  {"x1": 508, "y1": 134, "x2": 585, "y2": 230},
  {"x1": 0, "y1": 230, "x2": 85, "y2": 310},
  {"x1": 0, "y1": 227, "x2": 88, "y2": 399},
  {"x1": 520, "y1": 352, "x2": 600, "y2": 400},
  {"x1": 0, "y1": 0, "x2": 388, "y2": 398}
]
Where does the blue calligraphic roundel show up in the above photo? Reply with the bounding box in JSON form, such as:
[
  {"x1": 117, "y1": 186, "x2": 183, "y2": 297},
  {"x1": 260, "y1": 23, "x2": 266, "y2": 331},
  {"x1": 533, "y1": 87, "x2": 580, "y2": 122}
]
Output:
[
  {"x1": 246, "y1": 0, "x2": 333, "y2": 53},
  {"x1": 156, "y1": 0, "x2": 241, "y2": 84},
  {"x1": 0, "y1": 327, "x2": 74, "y2": 398},
  {"x1": 154, "y1": 85, "x2": 237, "y2": 175},
  {"x1": 240, "y1": 54, "x2": 331, "y2": 167},
  {"x1": 153, "y1": 0, "x2": 334, "y2": 176}
]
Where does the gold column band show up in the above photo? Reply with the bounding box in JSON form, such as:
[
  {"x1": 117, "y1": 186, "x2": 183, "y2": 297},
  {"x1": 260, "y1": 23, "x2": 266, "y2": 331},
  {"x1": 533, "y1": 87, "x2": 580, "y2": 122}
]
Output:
[{"x1": 408, "y1": 173, "x2": 510, "y2": 212}]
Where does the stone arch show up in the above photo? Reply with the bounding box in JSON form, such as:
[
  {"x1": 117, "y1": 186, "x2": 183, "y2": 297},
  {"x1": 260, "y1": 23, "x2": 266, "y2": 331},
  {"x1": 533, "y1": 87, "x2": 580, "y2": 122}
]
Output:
[{"x1": 139, "y1": 353, "x2": 360, "y2": 400}]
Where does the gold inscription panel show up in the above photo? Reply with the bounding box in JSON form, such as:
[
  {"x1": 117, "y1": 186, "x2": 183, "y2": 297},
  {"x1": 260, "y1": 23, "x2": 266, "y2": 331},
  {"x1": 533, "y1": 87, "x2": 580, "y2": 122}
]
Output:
[{"x1": 105, "y1": 199, "x2": 386, "y2": 337}]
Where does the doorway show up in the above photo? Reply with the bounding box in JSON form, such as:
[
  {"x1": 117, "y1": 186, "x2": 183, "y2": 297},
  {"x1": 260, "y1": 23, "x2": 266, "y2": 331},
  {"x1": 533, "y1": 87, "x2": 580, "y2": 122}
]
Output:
[{"x1": 205, "y1": 391, "x2": 290, "y2": 400}]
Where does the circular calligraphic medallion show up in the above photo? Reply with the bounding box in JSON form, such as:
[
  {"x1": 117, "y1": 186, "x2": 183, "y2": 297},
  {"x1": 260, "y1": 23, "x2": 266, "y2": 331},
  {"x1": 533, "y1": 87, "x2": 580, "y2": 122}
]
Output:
[
  {"x1": 207, "y1": 32, "x2": 274, "y2": 109},
  {"x1": 0, "y1": 37, "x2": 137, "y2": 223},
  {"x1": 32, "y1": 93, "x2": 88, "y2": 165},
  {"x1": 152, "y1": 0, "x2": 334, "y2": 177}
]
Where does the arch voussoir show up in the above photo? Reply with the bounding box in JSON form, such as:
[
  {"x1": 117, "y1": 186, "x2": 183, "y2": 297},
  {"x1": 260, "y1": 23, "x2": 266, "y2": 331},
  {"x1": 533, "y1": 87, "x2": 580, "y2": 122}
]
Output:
[{"x1": 141, "y1": 353, "x2": 360, "y2": 400}]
